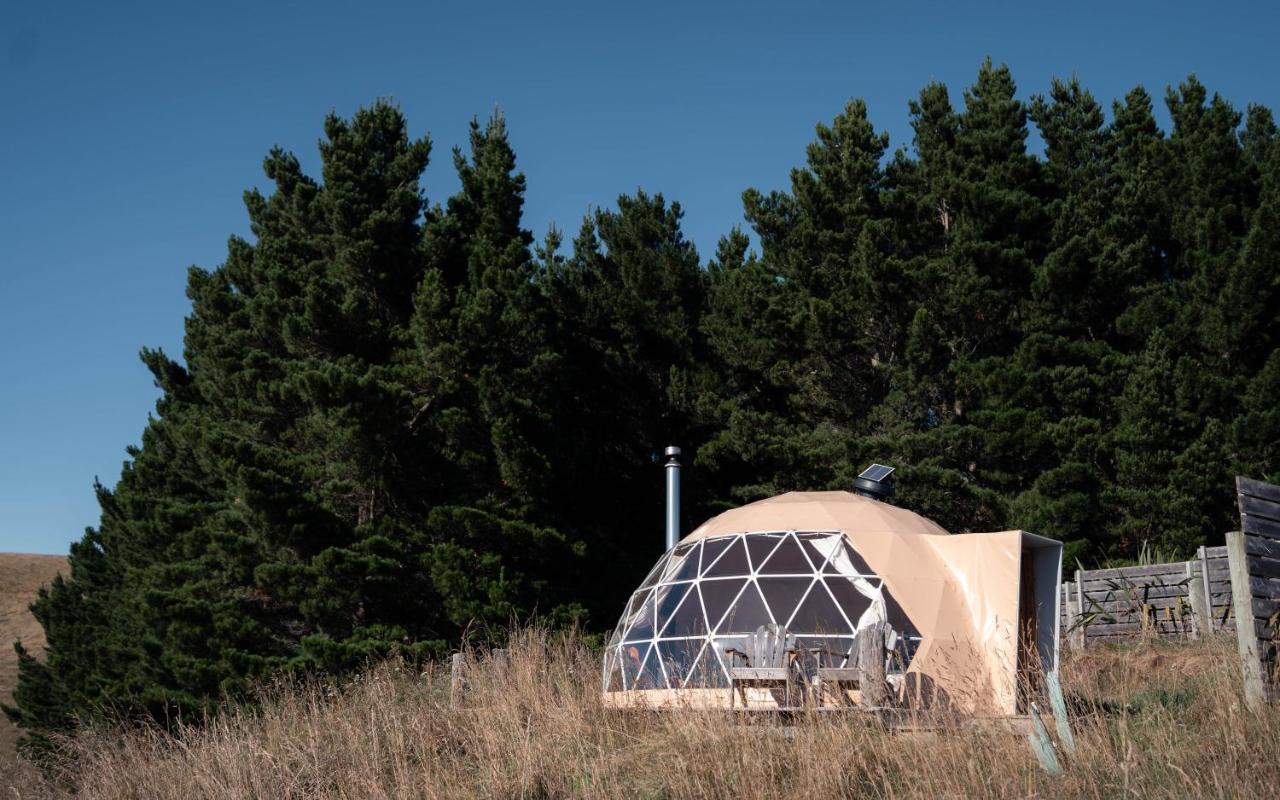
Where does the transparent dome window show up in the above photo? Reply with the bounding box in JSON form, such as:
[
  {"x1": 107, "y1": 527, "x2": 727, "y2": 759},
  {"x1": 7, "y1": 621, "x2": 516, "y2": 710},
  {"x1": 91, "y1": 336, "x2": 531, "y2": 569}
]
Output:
[{"x1": 604, "y1": 531, "x2": 922, "y2": 692}]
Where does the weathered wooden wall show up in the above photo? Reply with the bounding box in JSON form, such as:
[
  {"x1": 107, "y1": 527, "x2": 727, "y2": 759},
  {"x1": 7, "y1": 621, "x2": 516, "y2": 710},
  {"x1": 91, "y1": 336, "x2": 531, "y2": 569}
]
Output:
[{"x1": 1231, "y1": 476, "x2": 1280, "y2": 707}]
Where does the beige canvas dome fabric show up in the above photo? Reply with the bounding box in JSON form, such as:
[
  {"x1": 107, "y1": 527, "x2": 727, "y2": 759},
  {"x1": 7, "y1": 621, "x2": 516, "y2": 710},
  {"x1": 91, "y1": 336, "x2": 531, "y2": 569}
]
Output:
[
  {"x1": 684, "y1": 491, "x2": 950, "y2": 540},
  {"x1": 602, "y1": 490, "x2": 1061, "y2": 715},
  {"x1": 684, "y1": 492, "x2": 1021, "y2": 712}
]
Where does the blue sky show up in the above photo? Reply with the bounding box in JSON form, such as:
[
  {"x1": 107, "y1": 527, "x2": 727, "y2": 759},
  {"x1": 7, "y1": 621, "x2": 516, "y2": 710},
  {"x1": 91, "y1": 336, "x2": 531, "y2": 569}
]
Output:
[{"x1": 2, "y1": 0, "x2": 1277, "y2": 554}]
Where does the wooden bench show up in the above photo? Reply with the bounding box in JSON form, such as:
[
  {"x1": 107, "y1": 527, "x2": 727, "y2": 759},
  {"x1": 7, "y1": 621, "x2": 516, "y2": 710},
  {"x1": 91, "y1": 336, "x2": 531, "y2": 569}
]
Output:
[
  {"x1": 725, "y1": 624, "x2": 801, "y2": 709},
  {"x1": 809, "y1": 622, "x2": 889, "y2": 708}
]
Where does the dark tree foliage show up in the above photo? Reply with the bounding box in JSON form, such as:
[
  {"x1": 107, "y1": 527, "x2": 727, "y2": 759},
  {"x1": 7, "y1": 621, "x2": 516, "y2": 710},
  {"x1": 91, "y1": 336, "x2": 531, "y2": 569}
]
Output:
[{"x1": 10, "y1": 64, "x2": 1280, "y2": 754}]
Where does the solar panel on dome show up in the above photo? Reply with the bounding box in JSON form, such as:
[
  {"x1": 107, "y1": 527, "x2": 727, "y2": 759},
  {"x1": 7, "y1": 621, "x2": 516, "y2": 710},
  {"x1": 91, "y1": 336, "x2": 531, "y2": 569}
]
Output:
[{"x1": 858, "y1": 463, "x2": 895, "y2": 482}]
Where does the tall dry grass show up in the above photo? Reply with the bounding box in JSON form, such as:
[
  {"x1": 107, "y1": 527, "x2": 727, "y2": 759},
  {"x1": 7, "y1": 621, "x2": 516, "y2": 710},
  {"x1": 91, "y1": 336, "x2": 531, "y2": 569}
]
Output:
[{"x1": 6, "y1": 629, "x2": 1278, "y2": 799}]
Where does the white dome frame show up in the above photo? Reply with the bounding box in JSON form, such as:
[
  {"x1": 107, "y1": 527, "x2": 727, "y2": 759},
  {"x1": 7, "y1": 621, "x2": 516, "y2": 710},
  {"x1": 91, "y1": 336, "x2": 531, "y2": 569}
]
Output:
[{"x1": 603, "y1": 530, "x2": 920, "y2": 693}]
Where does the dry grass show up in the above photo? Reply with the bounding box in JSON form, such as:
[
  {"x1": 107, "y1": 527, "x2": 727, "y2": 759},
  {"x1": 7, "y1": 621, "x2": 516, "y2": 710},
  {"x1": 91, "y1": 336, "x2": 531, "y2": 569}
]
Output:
[
  {"x1": 5, "y1": 629, "x2": 1279, "y2": 799},
  {"x1": 0, "y1": 553, "x2": 68, "y2": 787}
]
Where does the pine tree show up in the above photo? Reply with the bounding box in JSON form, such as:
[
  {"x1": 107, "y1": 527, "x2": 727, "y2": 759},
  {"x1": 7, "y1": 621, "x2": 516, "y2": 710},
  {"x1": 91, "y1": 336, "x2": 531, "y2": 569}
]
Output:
[
  {"x1": 701, "y1": 99, "x2": 899, "y2": 501},
  {"x1": 410, "y1": 111, "x2": 586, "y2": 634},
  {"x1": 540, "y1": 191, "x2": 708, "y2": 608}
]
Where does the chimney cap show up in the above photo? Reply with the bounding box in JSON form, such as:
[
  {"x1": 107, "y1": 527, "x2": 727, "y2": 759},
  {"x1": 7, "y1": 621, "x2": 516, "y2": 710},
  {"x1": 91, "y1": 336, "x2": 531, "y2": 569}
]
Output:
[{"x1": 665, "y1": 445, "x2": 682, "y2": 458}]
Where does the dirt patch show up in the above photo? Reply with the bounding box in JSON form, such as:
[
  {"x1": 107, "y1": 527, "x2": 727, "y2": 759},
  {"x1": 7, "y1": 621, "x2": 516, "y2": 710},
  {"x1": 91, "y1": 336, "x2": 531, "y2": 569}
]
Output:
[{"x1": 0, "y1": 553, "x2": 68, "y2": 771}]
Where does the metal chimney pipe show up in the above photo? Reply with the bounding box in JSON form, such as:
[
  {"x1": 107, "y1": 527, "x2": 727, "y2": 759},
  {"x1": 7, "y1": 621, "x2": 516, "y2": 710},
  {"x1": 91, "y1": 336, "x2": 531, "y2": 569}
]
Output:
[{"x1": 664, "y1": 446, "x2": 681, "y2": 550}]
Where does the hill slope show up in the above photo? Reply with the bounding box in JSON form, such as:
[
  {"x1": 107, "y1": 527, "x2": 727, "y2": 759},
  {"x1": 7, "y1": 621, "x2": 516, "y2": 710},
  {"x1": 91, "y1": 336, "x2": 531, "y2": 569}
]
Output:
[{"x1": 0, "y1": 553, "x2": 67, "y2": 767}]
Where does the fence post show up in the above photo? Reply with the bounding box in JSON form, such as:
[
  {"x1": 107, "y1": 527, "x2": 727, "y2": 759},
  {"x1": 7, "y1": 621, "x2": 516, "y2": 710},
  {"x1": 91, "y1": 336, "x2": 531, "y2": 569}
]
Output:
[
  {"x1": 1073, "y1": 570, "x2": 1086, "y2": 650},
  {"x1": 1187, "y1": 560, "x2": 1209, "y2": 640},
  {"x1": 1225, "y1": 531, "x2": 1266, "y2": 710},
  {"x1": 1061, "y1": 582, "x2": 1072, "y2": 649},
  {"x1": 1199, "y1": 545, "x2": 1215, "y2": 633},
  {"x1": 450, "y1": 652, "x2": 467, "y2": 707}
]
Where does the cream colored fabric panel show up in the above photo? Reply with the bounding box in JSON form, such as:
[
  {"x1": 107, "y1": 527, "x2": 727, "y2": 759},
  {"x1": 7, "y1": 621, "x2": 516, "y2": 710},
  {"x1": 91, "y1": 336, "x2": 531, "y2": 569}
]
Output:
[
  {"x1": 849, "y1": 528, "x2": 1001, "y2": 712},
  {"x1": 924, "y1": 531, "x2": 1024, "y2": 714},
  {"x1": 683, "y1": 491, "x2": 950, "y2": 541}
]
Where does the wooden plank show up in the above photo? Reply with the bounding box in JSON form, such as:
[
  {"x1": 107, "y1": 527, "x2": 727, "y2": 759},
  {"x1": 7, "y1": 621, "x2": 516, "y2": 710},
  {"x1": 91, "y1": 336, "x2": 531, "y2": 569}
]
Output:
[
  {"x1": 1254, "y1": 596, "x2": 1280, "y2": 619},
  {"x1": 1237, "y1": 475, "x2": 1280, "y2": 505},
  {"x1": 1080, "y1": 569, "x2": 1229, "y2": 587},
  {"x1": 857, "y1": 623, "x2": 888, "y2": 708},
  {"x1": 1239, "y1": 495, "x2": 1280, "y2": 526},
  {"x1": 1248, "y1": 575, "x2": 1280, "y2": 597},
  {"x1": 1205, "y1": 545, "x2": 1229, "y2": 558},
  {"x1": 728, "y1": 667, "x2": 789, "y2": 680},
  {"x1": 1079, "y1": 598, "x2": 1191, "y2": 614},
  {"x1": 1079, "y1": 575, "x2": 1204, "y2": 589},
  {"x1": 1226, "y1": 531, "x2": 1267, "y2": 711},
  {"x1": 1079, "y1": 585, "x2": 1194, "y2": 602},
  {"x1": 1078, "y1": 563, "x2": 1194, "y2": 581},
  {"x1": 1077, "y1": 582, "x2": 1208, "y2": 598},
  {"x1": 1242, "y1": 513, "x2": 1280, "y2": 539},
  {"x1": 1082, "y1": 621, "x2": 1192, "y2": 635},
  {"x1": 1084, "y1": 631, "x2": 1193, "y2": 642},
  {"x1": 1252, "y1": 617, "x2": 1277, "y2": 641},
  {"x1": 1246, "y1": 534, "x2": 1280, "y2": 559},
  {"x1": 1249, "y1": 556, "x2": 1280, "y2": 581}
]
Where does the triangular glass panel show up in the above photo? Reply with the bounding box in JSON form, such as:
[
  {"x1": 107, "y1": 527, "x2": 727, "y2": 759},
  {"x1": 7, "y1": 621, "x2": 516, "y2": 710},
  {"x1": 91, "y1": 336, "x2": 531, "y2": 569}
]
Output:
[
  {"x1": 703, "y1": 537, "x2": 749, "y2": 577},
  {"x1": 823, "y1": 576, "x2": 871, "y2": 630},
  {"x1": 667, "y1": 540, "x2": 703, "y2": 582},
  {"x1": 787, "y1": 579, "x2": 847, "y2": 635},
  {"x1": 759, "y1": 534, "x2": 813, "y2": 574},
  {"x1": 698, "y1": 537, "x2": 733, "y2": 575},
  {"x1": 716, "y1": 580, "x2": 772, "y2": 634},
  {"x1": 699, "y1": 579, "x2": 747, "y2": 631},
  {"x1": 757, "y1": 577, "x2": 812, "y2": 626},
  {"x1": 620, "y1": 642, "x2": 651, "y2": 689},
  {"x1": 685, "y1": 641, "x2": 728, "y2": 688},
  {"x1": 639, "y1": 553, "x2": 670, "y2": 588},
  {"x1": 656, "y1": 639, "x2": 703, "y2": 688},
  {"x1": 654, "y1": 582, "x2": 693, "y2": 633},
  {"x1": 620, "y1": 588, "x2": 652, "y2": 626},
  {"x1": 633, "y1": 644, "x2": 664, "y2": 690},
  {"x1": 660, "y1": 582, "x2": 708, "y2": 637},
  {"x1": 622, "y1": 592, "x2": 657, "y2": 643},
  {"x1": 746, "y1": 534, "x2": 784, "y2": 572},
  {"x1": 660, "y1": 543, "x2": 698, "y2": 583}
]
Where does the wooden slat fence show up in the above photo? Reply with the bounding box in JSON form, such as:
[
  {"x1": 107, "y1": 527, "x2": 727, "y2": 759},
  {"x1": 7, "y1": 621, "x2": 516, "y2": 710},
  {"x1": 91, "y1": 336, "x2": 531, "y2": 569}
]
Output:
[
  {"x1": 1059, "y1": 546, "x2": 1234, "y2": 647},
  {"x1": 1057, "y1": 476, "x2": 1280, "y2": 707}
]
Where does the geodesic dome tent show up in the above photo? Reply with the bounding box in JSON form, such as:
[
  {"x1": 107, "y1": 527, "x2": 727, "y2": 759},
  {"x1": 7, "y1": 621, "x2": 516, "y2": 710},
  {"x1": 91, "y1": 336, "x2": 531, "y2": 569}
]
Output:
[{"x1": 601, "y1": 491, "x2": 1062, "y2": 714}]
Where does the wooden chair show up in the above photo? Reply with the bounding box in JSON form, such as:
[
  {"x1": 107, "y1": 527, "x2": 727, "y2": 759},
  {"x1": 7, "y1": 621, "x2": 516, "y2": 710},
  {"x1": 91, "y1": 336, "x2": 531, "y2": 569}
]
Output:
[
  {"x1": 725, "y1": 623, "x2": 801, "y2": 709},
  {"x1": 809, "y1": 622, "x2": 890, "y2": 708}
]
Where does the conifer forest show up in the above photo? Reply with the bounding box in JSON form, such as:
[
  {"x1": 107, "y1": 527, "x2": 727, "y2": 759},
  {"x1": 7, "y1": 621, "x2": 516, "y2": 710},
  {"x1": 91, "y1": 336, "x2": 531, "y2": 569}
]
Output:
[{"x1": 8, "y1": 61, "x2": 1280, "y2": 750}]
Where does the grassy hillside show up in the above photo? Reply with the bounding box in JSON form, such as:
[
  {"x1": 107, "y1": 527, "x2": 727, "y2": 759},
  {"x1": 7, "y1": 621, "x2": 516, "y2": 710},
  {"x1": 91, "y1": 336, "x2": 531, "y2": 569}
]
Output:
[
  {"x1": 5, "y1": 628, "x2": 1277, "y2": 798},
  {"x1": 0, "y1": 554, "x2": 67, "y2": 782}
]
